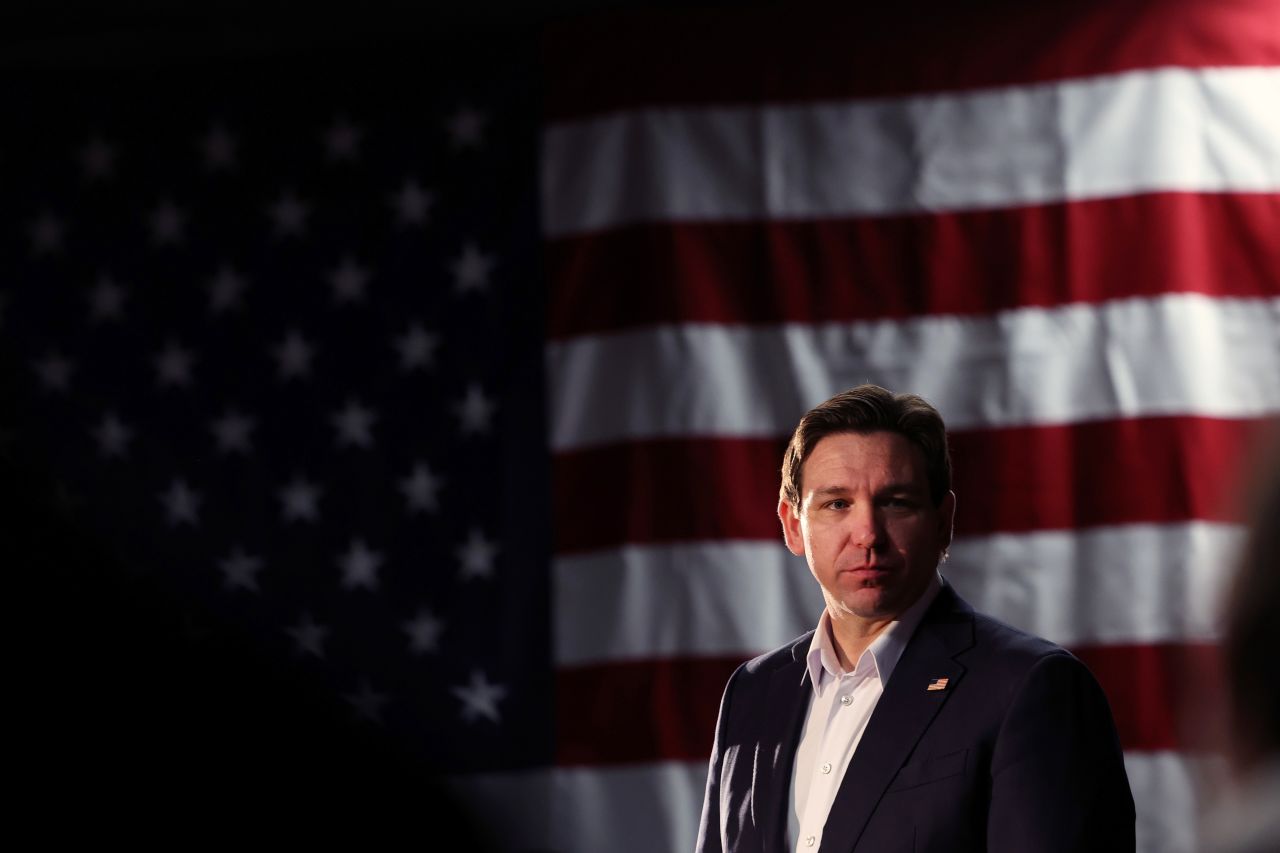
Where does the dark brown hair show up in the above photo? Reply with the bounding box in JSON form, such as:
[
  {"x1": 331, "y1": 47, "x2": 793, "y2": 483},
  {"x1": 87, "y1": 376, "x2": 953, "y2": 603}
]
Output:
[{"x1": 779, "y1": 384, "x2": 951, "y2": 508}]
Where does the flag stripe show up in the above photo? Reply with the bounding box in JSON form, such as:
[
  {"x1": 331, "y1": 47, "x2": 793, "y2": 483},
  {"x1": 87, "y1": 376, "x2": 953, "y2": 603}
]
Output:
[
  {"x1": 542, "y1": 66, "x2": 1280, "y2": 238},
  {"x1": 553, "y1": 522, "x2": 1242, "y2": 666},
  {"x1": 553, "y1": 762, "x2": 709, "y2": 853},
  {"x1": 543, "y1": 0, "x2": 1280, "y2": 120},
  {"x1": 556, "y1": 643, "x2": 1216, "y2": 766},
  {"x1": 554, "y1": 541, "x2": 823, "y2": 666},
  {"x1": 1073, "y1": 642, "x2": 1223, "y2": 755},
  {"x1": 546, "y1": 192, "x2": 1280, "y2": 339},
  {"x1": 557, "y1": 657, "x2": 734, "y2": 765},
  {"x1": 548, "y1": 294, "x2": 1280, "y2": 451},
  {"x1": 553, "y1": 417, "x2": 1264, "y2": 553},
  {"x1": 1124, "y1": 751, "x2": 1223, "y2": 853}
]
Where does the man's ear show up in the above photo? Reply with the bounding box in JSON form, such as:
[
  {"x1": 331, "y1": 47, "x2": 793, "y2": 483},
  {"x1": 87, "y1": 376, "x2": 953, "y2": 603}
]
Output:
[
  {"x1": 938, "y1": 490, "x2": 956, "y2": 552},
  {"x1": 778, "y1": 498, "x2": 806, "y2": 557}
]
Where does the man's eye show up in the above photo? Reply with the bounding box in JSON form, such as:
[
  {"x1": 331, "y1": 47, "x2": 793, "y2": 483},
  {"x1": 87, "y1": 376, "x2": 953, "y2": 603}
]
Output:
[{"x1": 827, "y1": 499, "x2": 849, "y2": 510}]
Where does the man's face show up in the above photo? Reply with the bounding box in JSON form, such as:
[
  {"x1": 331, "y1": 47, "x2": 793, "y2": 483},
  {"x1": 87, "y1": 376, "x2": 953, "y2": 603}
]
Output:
[{"x1": 779, "y1": 430, "x2": 955, "y2": 623}]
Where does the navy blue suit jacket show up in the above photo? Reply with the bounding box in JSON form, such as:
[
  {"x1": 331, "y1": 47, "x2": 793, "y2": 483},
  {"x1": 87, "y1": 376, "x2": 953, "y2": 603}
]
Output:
[{"x1": 695, "y1": 582, "x2": 1135, "y2": 852}]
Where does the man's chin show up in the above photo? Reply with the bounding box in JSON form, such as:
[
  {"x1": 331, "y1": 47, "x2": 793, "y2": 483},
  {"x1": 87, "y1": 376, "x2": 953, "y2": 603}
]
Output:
[{"x1": 833, "y1": 587, "x2": 897, "y2": 621}]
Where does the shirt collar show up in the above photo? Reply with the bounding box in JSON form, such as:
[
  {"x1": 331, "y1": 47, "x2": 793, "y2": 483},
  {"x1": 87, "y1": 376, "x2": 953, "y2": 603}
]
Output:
[{"x1": 805, "y1": 572, "x2": 942, "y2": 695}]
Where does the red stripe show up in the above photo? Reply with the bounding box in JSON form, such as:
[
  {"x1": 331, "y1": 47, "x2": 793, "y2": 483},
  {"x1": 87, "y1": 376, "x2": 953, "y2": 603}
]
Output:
[
  {"x1": 553, "y1": 436, "x2": 785, "y2": 554},
  {"x1": 552, "y1": 417, "x2": 1264, "y2": 554},
  {"x1": 1073, "y1": 642, "x2": 1224, "y2": 753},
  {"x1": 546, "y1": 193, "x2": 1280, "y2": 339},
  {"x1": 555, "y1": 643, "x2": 1220, "y2": 766},
  {"x1": 556, "y1": 656, "x2": 741, "y2": 766},
  {"x1": 543, "y1": 0, "x2": 1280, "y2": 121}
]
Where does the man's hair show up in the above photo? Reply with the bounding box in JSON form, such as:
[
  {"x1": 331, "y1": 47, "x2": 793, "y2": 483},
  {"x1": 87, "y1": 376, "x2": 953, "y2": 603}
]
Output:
[{"x1": 779, "y1": 384, "x2": 952, "y2": 508}]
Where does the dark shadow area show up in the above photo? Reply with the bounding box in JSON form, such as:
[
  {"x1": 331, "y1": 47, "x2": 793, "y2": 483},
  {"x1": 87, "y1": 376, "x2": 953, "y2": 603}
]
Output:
[{"x1": 5, "y1": 452, "x2": 497, "y2": 847}]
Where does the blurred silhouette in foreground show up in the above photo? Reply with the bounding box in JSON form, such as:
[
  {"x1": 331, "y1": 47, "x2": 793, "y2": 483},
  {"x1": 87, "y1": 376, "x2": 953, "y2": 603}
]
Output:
[{"x1": 1205, "y1": 436, "x2": 1280, "y2": 853}]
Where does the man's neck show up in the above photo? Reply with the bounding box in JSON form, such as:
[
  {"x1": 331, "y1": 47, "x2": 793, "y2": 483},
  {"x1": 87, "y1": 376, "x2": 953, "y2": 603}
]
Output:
[{"x1": 826, "y1": 611, "x2": 895, "y2": 673}]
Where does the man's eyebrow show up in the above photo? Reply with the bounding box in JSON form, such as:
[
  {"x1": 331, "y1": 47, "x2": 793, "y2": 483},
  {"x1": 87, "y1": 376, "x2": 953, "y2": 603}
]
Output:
[{"x1": 810, "y1": 486, "x2": 850, "y2": 497}]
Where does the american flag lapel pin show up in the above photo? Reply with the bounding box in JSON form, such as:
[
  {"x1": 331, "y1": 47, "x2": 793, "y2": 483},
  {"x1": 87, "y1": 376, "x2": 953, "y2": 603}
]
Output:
[{"x1": 926, "y1": 677, "x2": 949, "y2": 692}]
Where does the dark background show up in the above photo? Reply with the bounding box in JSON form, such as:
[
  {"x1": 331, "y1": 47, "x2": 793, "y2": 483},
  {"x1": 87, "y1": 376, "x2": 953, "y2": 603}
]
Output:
[{"x1": 1, "y1": 3, "x2": 592, "y2": 844}]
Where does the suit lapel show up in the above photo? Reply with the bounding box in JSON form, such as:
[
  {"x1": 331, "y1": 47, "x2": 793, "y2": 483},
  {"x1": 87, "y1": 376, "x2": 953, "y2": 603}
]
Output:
[
  {"x1": 757, "y1": 636, "x2": 813, "y2": 852},
  {"x1": 818, "y1": 585, "x2": 975, "y2": 853}
]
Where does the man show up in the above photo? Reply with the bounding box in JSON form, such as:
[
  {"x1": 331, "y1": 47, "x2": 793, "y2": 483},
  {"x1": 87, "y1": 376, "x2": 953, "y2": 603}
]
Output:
[{"x1": 696, "y1": 385, "x2": 1135, "y2": 852}]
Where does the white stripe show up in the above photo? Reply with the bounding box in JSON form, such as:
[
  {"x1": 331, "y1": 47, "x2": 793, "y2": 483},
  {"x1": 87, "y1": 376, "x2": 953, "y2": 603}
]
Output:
[
  {"x1": 1126, "y1": 751, "x2": 1226, "y2": 853},
  {"x1": 547, "y1": 293, "x2": 1280, "y2": 451},
  {"x1": 555, "y1": 762, "x2": 707, "y2": 853},
  {"x1": 553, "y1": 522, "x2": 1242, "y2": 665},
  {"x1": 554, "y1": 541, "x2": 823, "y2": 666},
  {"x1": 463, "y1": 753, "x2": 1216, "y2": 852},
  {"x1": 947, "y1": 523, "x2": 1240, "y2": 648},
  {"x1": 542, "y1": 66, "x2": 1280, "y2": 237}
]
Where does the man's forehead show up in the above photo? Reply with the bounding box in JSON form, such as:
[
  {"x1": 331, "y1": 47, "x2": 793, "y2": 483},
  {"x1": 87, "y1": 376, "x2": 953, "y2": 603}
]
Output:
[{"x1": 802, "y1": 430, "x2": 928, "y2": 484}]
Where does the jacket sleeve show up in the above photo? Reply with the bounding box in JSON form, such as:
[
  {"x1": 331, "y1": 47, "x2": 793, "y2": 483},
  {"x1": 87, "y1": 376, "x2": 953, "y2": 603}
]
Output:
[
  {"x1": 986, "y1": 651, "x2": 1136, "y2": 852},
  {"x1": 695, "y1": 663, "x2": 743, "y2": 853}
]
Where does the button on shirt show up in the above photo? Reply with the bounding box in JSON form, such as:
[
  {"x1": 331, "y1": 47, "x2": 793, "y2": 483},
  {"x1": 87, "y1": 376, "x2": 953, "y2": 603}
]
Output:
[{"x1": 787, "y1": 574, "x2": 942, "y2": 852}]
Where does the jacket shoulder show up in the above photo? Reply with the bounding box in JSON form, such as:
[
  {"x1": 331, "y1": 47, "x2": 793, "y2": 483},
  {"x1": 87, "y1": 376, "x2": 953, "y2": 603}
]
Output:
[
  {"x1": 961, "y1": 605, "x2": 1086, "y2": 686},
  {"x1": 735, "y1": 631, "x2": 814, "y2": 680}
]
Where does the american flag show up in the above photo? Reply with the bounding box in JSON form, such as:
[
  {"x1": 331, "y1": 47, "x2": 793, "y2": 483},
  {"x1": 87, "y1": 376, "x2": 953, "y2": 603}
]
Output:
[
  {"x1": 5, "y1": 2, "x2": 1280, "y2": 851},
  {"x1": 5, "y1": 44, "x2": 550, "y2": 841}
]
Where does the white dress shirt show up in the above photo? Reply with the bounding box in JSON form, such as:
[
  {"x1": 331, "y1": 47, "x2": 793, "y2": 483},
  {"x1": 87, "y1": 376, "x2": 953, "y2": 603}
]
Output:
[{"x1": 787, "y1": 574, "x2": 942, "y2": 852}]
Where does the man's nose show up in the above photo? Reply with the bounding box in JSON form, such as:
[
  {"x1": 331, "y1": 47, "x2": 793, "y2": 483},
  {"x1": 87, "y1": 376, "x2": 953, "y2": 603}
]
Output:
[{"x1": 849, "y1": 503, "x2": 880, "y2": 551}]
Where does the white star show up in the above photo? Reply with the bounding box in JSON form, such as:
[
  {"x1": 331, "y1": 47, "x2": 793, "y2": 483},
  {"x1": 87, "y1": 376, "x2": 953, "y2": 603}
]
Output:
[
  {"x1": 344, "y1": 680, "x2": 389, "y2": 724},
  {"x1": 268, "y1": 190, "x2": 309, "y2": 237},
  {"x1": 393, "y1": 322, "x2": 439, "y2": 371},
  {"x1": 201, "y1": 123, "x2": 238, "y2": 171},
  {"x1": 456, "y1": 527, "x2": 498, "y2": 580},
  {"x1": 331, "y1": 399, "x2": 377, "y2": 448},
  {"x1": 454, "y1": 383, "x2": 496, "y2": 435},
  {"x1": 390, "y1": 179, "x2": 434, "y2": 226},
  {"x1": 278, "y1": 476, "x2": 322, "y2": 523},
  {"x1": 399, "y1": 462, "x2": 441, "y2": 514},
  {"x1": 324, "y1": 116, "x2": 363, "y2": 162},
  {"x1": 160, "y1": 478, "x2": 201, "y2": 526},
  {"x1": 149, "y1": 199, "x2": 186, "y2": 245},
  {"x1": 219, "y1": 547, "x2": 263, "y2": 592},
  {"x1": 451, "y1": 670, "x2": 507, "y2": 724},
  {"x1": 92, "y1": 411, "x2": 132, "y2": 458},
  {"x1": 88, "y1": 275, "x2": 127, "y2": 323},
  {"x1": 29, "y1": 212, "x2": 65, "y2": 255},
  {"x1": 446, "y1": 107, "x2": 487, "y2": 149},
  {"x1": 154, "y1": 341, "x2": 194, "y2": 388},
  {"x1": 451, "y1": 242, "x2": 495, "y2": 294},
  {"x1": 337, "y1": 538, "x2": 382, "y2": 591},
  {"x1": 210, "y1": 409, "x2": 255, "y2": 454},
  {"x1": 79, "y1": 136, "x2": 116, "y2": 180},
  {"x1": 285, "y1": 612, "x2": 329, "y2": 659},
  {"x1": 32, "y1": 352, "x2": 74, "y2": 392},
  {"x1": 208, "y1": 266, "x2": 247, "y2": 314},
  {"x1": 329, "y1": 255, "x2": 370, "y2": 304},
  {"x1": 402, "y1": 609, "x2": 444, "y2": 655},
  {"x1": 272, "y1": 329, "x2": 315, "y2": 380}
]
